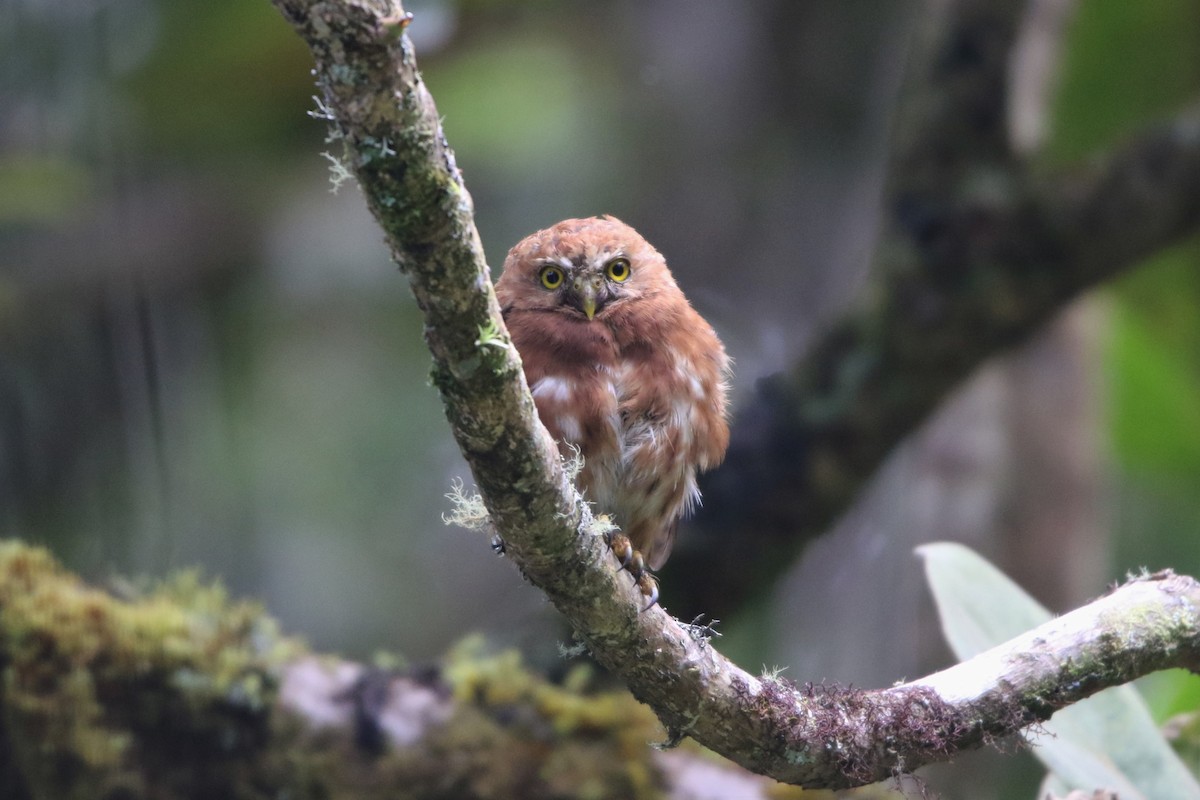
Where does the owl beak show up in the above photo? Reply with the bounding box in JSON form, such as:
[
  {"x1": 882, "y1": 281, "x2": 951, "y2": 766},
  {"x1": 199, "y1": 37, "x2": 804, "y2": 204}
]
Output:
[{"x1": 572, "y1": 275, "x2": 603, "y2": 320}]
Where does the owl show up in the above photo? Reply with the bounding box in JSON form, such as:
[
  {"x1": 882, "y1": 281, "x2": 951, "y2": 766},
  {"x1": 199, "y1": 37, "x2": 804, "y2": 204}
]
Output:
[{"x1": 496, "y1": 216, "x2": 730, "y2": 578}]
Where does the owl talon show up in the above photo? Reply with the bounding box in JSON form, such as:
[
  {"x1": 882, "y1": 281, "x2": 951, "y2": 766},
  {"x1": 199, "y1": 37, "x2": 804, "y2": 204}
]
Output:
[
  {"x1": 627, "y1": 551, "x2": 646, "y2": 581},
  {"x1": 606, "y1": 530, "x2": 634, "y2": 567},
  {"x1": 637, "y1": 572, "x2": 660, "y2": 611},
  {"x1": 620, "y1": 549, "x2": 659, "y2": 610}
]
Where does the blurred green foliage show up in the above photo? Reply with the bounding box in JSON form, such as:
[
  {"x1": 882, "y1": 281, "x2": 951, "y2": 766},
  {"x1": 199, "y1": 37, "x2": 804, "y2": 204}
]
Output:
[
  {"x1": 426, "y1": 37, "x2": 583, "y2": 170},
  {"x1": 1049, "y1": 0, "x2": 1200, "y2": 587},
  {"x1": 1110, "y1": 248, "x2": 1200, "y2": 478},
  {"x1": 1049, "y1": 0, "x2": 1200, "y2": 727},
  {"x1": 125, "y1": 0, "x2": 316, "y2": 159},
  {"x1": 1049, "y1": 0, "x2": 1200, "y2": 163},
  {"x1": 0, "y1": 158, "x2": 94, "y2": 224}
]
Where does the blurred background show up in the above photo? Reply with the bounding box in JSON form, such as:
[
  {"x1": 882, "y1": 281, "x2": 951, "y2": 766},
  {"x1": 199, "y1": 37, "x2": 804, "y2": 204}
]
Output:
[{"x1": 2, "y1": 0, "x2": 1199, "y2": 796}]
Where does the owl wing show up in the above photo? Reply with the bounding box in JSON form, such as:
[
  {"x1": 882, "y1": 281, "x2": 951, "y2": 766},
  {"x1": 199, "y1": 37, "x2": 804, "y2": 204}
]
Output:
[{"x1": 645, "y1": 518, "x2": 678, "y2": 572}]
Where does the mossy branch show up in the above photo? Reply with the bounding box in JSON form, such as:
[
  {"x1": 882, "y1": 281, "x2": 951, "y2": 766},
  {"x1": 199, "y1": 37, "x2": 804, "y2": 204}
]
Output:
[
  {"x1": 7, "y1": 542, "x2": 1200, "y2": 795},
  {"x1": 267, "y1": 0, "x2": 1200, "y2": 790},
  {"x1": 0, "y1": 541, "x2": 303, "y2": 799},
  {"x1": 0, "y1": 541, "x2": 723, "y2": 800}
]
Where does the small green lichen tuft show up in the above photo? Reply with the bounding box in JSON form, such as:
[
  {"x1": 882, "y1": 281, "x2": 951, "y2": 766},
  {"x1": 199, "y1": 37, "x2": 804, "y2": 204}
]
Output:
[
  {"x1": 320, "y1": 150, "x2": 355, "y2": 194},
  {"x1": 307, "y1": 94, "x2": 337, "y2": 123},
  {"x1": 760, "y1": 664, "x2": 789, "y2": 681},
  {"x1": 327, "y1": 63, "x2": 357, "y2": 86},
  {"x1": 474, "y1": 318, "x2": 511, "y2": 352},
  {"x1": 442, "y1": 478, "x2": 491, "y2": 531},
  {"x1": 558, "y1": 639, "x2": 590, "y2": 660},
  {"x1": 584, "y1": 513, "x2": 618, "y2": 541},
  {"x1": 561, "y1": 442, "x2": 585, "y2": 483}
]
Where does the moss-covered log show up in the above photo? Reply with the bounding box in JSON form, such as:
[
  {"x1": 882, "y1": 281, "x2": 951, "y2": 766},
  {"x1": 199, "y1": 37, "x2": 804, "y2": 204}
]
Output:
[
  {"x1": 0, "y1": 540, "x2": 755, "y2": 800},
  {"x1": 0, "y1": 541, "x2": 301, "y2": 799}
]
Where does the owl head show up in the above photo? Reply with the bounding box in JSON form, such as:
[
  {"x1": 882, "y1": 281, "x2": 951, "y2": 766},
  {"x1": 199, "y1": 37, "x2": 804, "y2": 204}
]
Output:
[{"x1": 496, "y1": 216, "x2": 679, "y2": 322}]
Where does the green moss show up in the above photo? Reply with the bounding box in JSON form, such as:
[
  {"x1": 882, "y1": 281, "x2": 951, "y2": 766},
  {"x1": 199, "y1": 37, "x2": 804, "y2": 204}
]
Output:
[
  {"x1": 0, "y1": 540, "x2": 304, "y2": 800},
  {"x1": 0, "y1": 542, "x2": 678, "y2": 799},
  {"x1": 426, "y1": 636, "x2": 667, "y2": 800}
]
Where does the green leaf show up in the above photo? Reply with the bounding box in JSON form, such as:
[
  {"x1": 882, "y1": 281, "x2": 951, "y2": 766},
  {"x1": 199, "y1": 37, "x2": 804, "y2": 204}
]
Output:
[
  {"x1": 919, "y1": 542, "x2": 1200, "y2": 798},
  {"x1": 1166, "y1": 711, "x2": 1200, "y2": 779},
  {"x1": 1110, "y1": 274, "x2": 1200, "y2": 475},
  {"x1": 1048, "y1": 0, "x2": 1200, "y2": 162}
]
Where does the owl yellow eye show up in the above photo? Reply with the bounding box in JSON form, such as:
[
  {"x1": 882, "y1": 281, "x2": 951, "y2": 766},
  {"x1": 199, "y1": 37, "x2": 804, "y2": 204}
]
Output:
[
  {"x1": 605, "y1": 257, "x2": 631, "y2": 282},
  {"x1": 539, "y1": 266, "x2": 564, "y2": 289}
]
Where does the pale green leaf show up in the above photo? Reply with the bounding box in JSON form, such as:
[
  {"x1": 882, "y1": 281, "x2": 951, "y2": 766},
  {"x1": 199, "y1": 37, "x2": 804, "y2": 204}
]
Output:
[{"x1": 919, "y1": 542, "x2": 1200, "y2": 799}]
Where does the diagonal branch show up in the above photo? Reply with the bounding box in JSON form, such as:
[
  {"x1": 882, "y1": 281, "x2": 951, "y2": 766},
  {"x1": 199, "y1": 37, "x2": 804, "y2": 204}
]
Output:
[{"x1": 272, "y1": 0, "x2": 1200, "y2": 789}]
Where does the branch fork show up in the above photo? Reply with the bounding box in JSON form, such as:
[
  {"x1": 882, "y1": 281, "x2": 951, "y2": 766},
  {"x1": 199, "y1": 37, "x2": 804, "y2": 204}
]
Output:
[{"x1": 272, "y1": 0, "x2": 1200, "y2": 789}]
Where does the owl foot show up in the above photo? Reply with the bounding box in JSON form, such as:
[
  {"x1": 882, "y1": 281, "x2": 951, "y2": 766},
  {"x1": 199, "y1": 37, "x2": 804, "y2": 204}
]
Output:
[
  {"x1": 636, "y1": 571, "x2": 660, "y2": 611},
  {"x1": 604, "y1": 530, "x2": 659, "y2": 610},
  {"x1": 605, "y1": 530, "x2": 634, "y2": 567},
  {"x1": 626, "y1": 551, "x2": 660, "y2": 611}
]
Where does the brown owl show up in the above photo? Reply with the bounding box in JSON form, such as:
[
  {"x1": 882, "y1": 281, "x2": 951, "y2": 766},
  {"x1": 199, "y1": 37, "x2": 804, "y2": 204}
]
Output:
[{"x1": 496, "y1": 216, "x2": 730, "y2": 574}]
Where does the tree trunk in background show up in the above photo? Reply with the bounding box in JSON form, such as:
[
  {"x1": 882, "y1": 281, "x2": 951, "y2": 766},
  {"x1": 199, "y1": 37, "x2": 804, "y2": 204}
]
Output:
[
  {"x1": 998, "y1": 299, "x2": 1109, "y2": 610},
  {"x1": 614, "y1": 0, "x2": 1109, "y2": 631},
  {"x1": 772, "y1": 298, "x2": 1108, "y2": 681}
]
